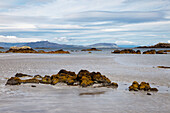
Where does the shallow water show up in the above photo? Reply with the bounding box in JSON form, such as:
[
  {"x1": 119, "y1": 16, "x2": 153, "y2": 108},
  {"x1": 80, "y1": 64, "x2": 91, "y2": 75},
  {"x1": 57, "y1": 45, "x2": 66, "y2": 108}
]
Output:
[{"x1": 0, "y1": 53, "x2": 170, "y2": 113}]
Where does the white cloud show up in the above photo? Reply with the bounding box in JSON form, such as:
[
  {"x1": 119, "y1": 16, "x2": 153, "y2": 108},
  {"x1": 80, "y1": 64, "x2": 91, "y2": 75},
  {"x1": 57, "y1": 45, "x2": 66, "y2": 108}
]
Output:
[
  {"x1": 115, "y1": 41, "x2": 135, "y2": 45},
  {"x1": 168, "y1": 40, "x2": 170, "y2": 43},
  {"x1": 0, "y1": 35, "x2": 43, "y2": 43},
  {"x1": 54, "y1": 37, "x2": 68, "y2": 42}
]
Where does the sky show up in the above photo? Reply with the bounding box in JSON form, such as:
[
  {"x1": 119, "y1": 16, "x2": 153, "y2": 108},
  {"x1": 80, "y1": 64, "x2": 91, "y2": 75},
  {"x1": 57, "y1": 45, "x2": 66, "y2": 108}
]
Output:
[{"x1": 0, "y1": 0, "x2": 170, "y2": 45}]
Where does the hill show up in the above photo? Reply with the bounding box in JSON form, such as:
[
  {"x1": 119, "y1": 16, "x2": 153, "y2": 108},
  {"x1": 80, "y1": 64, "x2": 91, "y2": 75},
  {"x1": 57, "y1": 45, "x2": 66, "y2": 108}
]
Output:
[
  {"x1": 137, "y1": 43, "x2": 170, "y2": 48},
  {"x1": 88, "y1": 43, "x2": 118, "y2": 48}
]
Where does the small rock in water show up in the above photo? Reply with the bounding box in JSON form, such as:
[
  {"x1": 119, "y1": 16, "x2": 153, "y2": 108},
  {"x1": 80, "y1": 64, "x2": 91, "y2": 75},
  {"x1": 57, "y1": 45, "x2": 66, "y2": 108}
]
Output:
[
  {"x1": 147, "y1": 92, "x2": 151, "y2": 95},
  {"x1": 31, "y1": 85, "x2": 36, "y2": 87}
]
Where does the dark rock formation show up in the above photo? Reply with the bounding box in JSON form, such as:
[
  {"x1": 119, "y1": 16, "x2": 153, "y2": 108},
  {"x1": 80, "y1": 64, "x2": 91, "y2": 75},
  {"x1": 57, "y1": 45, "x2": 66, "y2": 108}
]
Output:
[
  {"x1": 81, "y1": 48, "x2": 102, "y2": 51},
  {"x1": 5, "y1": 77, "x2": 21, "y2": 85},
  {"x1": 0, "y1": 47, "x2": 4, "y2": 49},
  {"x1": 5, "y1": 46, "x2": 70, "y2": 54},
  {"x1": 111, "y1": 49, "x2": 141, "y2": 54},
  {"x1": 129, "y1": 81, "x2": 158, "y2": 92},
  {"x1": 5, "y1": 69, "x2": 118, "y2": 88},
  {"x1": 15, "y1": 73, "x2": 33, "y2": 77},
  {"x1": 143, "y1": 50, "x2": 156, "y2": 54}
]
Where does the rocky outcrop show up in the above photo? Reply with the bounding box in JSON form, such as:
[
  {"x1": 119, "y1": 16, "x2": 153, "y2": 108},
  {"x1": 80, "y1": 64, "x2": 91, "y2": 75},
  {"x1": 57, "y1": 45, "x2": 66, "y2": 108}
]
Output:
[
  {"x1": 5, "y1": 69, "x2": 118, "y2": 88},
  {"x1": 111, "y1": 49, "x2": 141, "y2": 54},
  {"x1": 36, "y1": 49, "x2": 70, "y2": 54},
  {"x1": 143, "y1": 50, "x2": 169, "y2": 54},
  {"x1": 129, "y1": 81, "x2": 158, "y2": 91},
  {"x1": 0, "y1": 47, "x2": 4, "y2": 49},
  {"x1": 81, "y1": 48, "x2": 102, "y2": 51},
  {"x1": 6, "y1": 46, "x2": 37, "y2": 53},
  {"x1": 143, "y1": 50, "x2": 156, "y2": 54},
  {"x1": 137, "y1": 43, "x2": 170, "y2": 48},
  {"x1": 5, "y1": 46, "x2": 70, "y2": 54}
]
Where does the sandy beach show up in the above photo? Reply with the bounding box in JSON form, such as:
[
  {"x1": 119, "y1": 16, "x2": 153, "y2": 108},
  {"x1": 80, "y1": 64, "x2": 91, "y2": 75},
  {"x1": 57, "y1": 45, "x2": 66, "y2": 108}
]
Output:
[{"x1": 0, "y1": 53, "x2": 170, "y2": 113}]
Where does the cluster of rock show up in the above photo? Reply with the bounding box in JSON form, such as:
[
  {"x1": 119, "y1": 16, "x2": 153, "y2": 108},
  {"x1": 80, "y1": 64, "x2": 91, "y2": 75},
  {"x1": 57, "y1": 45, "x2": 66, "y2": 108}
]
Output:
[
  {"x1": 111, "y1": 49, "x2": 170, "y2": 54},
  {"x1": 111, "y1": 49, "x2": 141, "y2": 54},
  {"x1": 81, "y1": 48, "x2": 102, "y2": 51},
  {"x1": 143, "y1": 50, "x2": 169, "y2": 54},
  {"x1": 129, "y1": 81, "x2": 158, "y2": 91},
  {"x1": 5, "y1": 69, "x2": 118, "y2": 88},
  {"x1": 6, "y1": 46, "x2": 37, "y2": 53},
  {"x1": 5, "y1": 46, "x2": 70, "y2": 54}
]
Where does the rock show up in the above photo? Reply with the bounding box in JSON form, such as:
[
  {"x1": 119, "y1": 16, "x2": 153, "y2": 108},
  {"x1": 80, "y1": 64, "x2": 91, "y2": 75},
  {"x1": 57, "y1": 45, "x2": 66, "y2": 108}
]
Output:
[
  {"x1": 5, "y1": 77, "x2": 21, "y2": 85},
  {"x1": 40, "y1": 75, "x2": 52, "y2": 84},
  {"x1": 0, "y1": 47, "x2": 4, "y2": 49},
  {"x1": 51, "y1": 78, "x2": 59, "y2": 85},
  {"x1": 128, "y1": 81, "x2": 158, "y2": 92},
  {"x1": 21, "y1": 78, "x2": 39, "y2": 84},
  {"x1": 31, "y1": 85, "x2": 36, "y2": 87},
  {"x1": 6, "y1": 46, "x2": 37, "y2": 53},
  {"x1": 143, "y1": 50, "x2": 156, "y2": 54},
  {"x1": 157, "y1": 66, "x2": 170, "y2": 69},
  {"x1": 156, "y1": 50, "x2": 167, "y2": 54},
  {"x1": 15, "y1": 73, "x2": 32, "y2": 77},
  {"x1": 147, "y1": 92, "x2": 151, "y2": 95},
  {"x1": 150, "y1": 88, "x2": 158, "y2": 91},
  {"x1": 112, "y1": 49, "x2": 141, "y2": 54},
  {"x1": 5, "y1": 70, "x2": 118, "y2": 88},
  {"x1": 81, "y1": 48, "x2": 101, "y2": 51}
]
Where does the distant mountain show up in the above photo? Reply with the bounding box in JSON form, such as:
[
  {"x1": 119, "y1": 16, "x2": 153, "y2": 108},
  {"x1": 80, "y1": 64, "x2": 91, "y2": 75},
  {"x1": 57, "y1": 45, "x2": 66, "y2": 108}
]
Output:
[
  {"x1": 88, "y1": 43, "x2": 118, "y2": 48},
  {"x1": 136, "y1": 43, "x2": 170, "y2": 48},
  {"x1": 0, "y1": 42, "x2": 26, "y2": 48},
  {"x1": 0, "y1": 41, "x2": 83, "y2": 49}
]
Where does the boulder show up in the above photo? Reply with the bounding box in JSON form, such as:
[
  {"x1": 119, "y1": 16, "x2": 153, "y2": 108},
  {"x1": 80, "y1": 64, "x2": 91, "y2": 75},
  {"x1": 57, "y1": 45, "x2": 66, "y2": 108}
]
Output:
[{"x1": 5, "y1": 77, "x2": 21, "y2": 85}]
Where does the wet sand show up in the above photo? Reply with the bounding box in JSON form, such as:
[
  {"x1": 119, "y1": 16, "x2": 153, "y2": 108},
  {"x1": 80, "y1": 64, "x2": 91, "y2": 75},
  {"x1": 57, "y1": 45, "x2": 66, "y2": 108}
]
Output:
[{"x1": 0, "y1": 53, "x2": 170, "y2": 113}]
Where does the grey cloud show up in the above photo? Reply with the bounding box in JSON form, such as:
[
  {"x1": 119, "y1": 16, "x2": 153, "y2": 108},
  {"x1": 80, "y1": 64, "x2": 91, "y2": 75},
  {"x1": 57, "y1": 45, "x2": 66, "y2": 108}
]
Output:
[{"x1": 65, "y1": 11, "x2": 166, "y2": 23}]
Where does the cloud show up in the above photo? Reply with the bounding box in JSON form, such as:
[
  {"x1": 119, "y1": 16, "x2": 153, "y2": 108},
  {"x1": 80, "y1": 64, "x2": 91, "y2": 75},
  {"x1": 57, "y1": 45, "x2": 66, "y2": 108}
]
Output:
[
  {"x1": 168, "y1": 40, "x2": 170, "y2": 43},
  {"x1": 115, "y1": 41, "x2": 135, "y2": 45},
  {"x1": 54, "y1": 37, "x2": 69, "y2": 42},
  {"x1": 0, "y1": 35, "x2": 43, "y2": 43},
  {"x1": 65, "y1": 11, "x2": 165, "y2": 23}
]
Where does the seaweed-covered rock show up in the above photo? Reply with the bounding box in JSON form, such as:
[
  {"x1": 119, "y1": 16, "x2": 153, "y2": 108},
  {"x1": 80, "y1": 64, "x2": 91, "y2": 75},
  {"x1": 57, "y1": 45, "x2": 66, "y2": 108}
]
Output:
[
  {"x1": 40, "y1": 75, "x2": 52, "y2": 84},
  {"x1": 129, "y1": 81, "x2": 158, "y2": 92},
  {"x1": 21, "y1": 78, "x2": 40, "y2": 84},
  {"x1": 143, "y1": 50, "x2": 156, "y2": 54},
  {"x1": 5, "y1": 77, "x2": 21, "y2": 85},
  {"x1": 112, "y1": 49, "x2": 141, "y2": 54}
]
